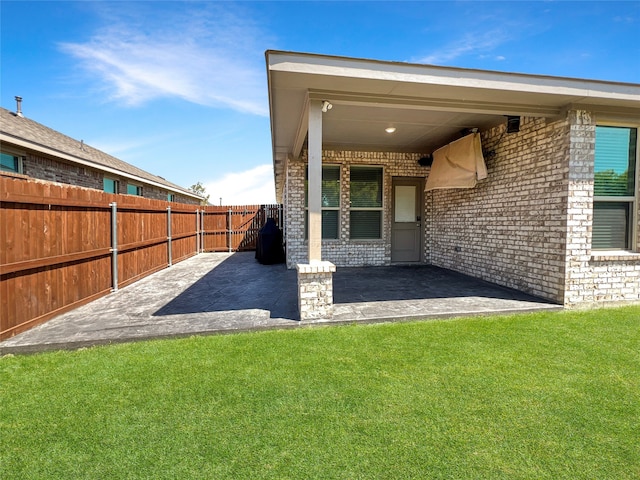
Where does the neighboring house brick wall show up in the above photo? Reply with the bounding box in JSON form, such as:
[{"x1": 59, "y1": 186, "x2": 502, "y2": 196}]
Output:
[
  {"x1": 172, "y1": 194, "x2": 201, "y2": 205},
  {"x1": 424, "y1": 116, "x2": 571, "y2": 303},
  {"x1": 19, "y1": 151, "x2": 201, "y2": 205},
  {"x1": 23, "y1": 153, "x2": 103, "y2": 190},
  {"x1": 284, "y1": 150, "x2": 429, "y2": 268},
  {"x1": 563, "y1": 110, "x2": 640, "y2": 306}
]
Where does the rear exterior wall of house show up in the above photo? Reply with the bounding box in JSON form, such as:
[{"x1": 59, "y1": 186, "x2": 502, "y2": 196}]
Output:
[
  {"x1": 427, "y1": 116, "x2": 570, "y2": 303},
  {"x1": 284, "y1": 150, "x2": 430, "y2": 268},
  {"x1": 431, "y1": 110, "x2": 640, "y2": 306},
  {"x1": 284, "y1": 110, "x2": 640, "y2": 307},
  {"x1": 562, "y1": 110, "x2": 640, "y2": 306}
]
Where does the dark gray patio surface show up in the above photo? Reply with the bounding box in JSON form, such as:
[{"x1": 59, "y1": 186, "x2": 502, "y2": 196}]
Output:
[{"x1": 0, "y1": 252, "x2": 561, "y2": 354}]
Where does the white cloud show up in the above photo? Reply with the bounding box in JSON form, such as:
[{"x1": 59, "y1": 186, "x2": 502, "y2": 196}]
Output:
[
  {"x1": 204, "y1": 164, "x2": 276, "y2": 206},
  {"x1": 89, "y1": 133, "x2": 169, "y2": 158},
  {"x1": 59, "y1": 3, "x2": 269, "y2": 115},
  {"x1": 416, "y1": 29, "x2": 510, "y2": 65}
]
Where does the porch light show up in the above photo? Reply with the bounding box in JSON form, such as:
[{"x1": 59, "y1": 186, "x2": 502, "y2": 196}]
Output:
[
  {"x1": 385, "y1": 126, "x2": 396, "y2": 133},
  {"x1": 321, "y1": 100, "x2": 333, "y2": 113}
]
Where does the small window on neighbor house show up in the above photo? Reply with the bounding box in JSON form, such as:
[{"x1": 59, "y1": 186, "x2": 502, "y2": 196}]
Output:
[
  {"x1": 593, "y1": 126, "x2": 638, "y2": 250},
  {"x1": 1, "y1": 152, "x2": 22, "y2": 173},
  {"x1": 103, "y1": 177, "x2": 118, "y2": 194},
  {"x1": 168, "y1": 193, "x2": 175, "y2": 202},
  {"x1": 127, "y1": 183, "x2": 143, "y2": 196},
  {"x1": 305, "y1": 165, "x2": 341, "y2": 239},
  {"x1": 350, "y1": 166, "x2": 383, "y2": 239}
]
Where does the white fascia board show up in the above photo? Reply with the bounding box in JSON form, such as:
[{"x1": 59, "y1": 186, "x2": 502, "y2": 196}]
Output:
[
  {"x1": 268, "y1": 51, "x2": 640, "y2": 104},
  {"x1": 0, "y1": 134, "x2": 203, "y2": 200}
]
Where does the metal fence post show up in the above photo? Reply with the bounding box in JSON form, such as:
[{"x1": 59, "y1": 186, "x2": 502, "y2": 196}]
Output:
[
  {"x1": 110, "y1": 202, "x2": 118, "y2": 292},
  {"x1": 167, "y1": 206, "x2": 172, "y2": 266},
  {"x1": 228, "y1": 208, "x2": 233, "y2": 253},
  {"x1": 195, "y1": 209, "x2": 200, "y2": 254}
]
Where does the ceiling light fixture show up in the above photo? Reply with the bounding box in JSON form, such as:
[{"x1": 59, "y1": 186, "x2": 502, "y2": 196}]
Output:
[
  {"x1": 321, "y1": 100, "x2": 333, "y2": 113},
  {"x1": 385, "y1": 127, "x2": 396, "y2": 133}
]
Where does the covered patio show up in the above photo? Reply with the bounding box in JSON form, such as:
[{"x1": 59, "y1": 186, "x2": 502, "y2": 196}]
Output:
[
  {"x1": 0, "y1": 252, "x2": 560, "y2": 354},
  {"x1": 266, "y1": 51, "x2": 640, "y2": 317}
]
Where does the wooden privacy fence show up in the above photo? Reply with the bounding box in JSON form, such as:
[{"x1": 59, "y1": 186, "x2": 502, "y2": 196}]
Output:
[
  {"x1": 203, "y1": 204, "x2": 283, "y2": 252},
  {"x1": 0, "y1": 175, "x2": 282, "y2": 340}
]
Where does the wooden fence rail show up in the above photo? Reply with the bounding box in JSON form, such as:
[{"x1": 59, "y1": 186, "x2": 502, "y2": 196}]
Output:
[{"x1": 0, "y1": 175, "x2": 282, "y2": 340}]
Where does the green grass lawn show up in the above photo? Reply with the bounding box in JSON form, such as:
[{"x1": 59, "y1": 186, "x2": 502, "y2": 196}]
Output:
[{"x1": 1, "y1": 307, "x2": 639, "y2": 479}]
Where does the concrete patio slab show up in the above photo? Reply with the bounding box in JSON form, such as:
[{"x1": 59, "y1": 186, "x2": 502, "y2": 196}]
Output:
[{"x1": 0, "y1": 252, "x2": 562, "y2": 354}]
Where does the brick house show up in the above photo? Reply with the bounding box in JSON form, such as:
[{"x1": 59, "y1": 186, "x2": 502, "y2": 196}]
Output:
[
  {"x1": 265, "y1": 51, "x2": 640, "y2": 318},
  {"x1": 0, "y1": 104, "x2": 203, "y2": 205}
]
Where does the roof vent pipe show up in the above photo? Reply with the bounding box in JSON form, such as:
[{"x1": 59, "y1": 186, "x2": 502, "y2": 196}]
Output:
[{"x1": 15, "y1": 96, "x2": 23, "y2": 117}]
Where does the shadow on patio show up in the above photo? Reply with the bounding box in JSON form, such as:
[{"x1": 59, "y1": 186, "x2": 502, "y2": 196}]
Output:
[{"x1": 153, "y1": 252, "x2": 557, "y2": 322}]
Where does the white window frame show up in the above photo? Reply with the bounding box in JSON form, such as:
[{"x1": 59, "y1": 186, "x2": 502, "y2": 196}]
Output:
[
  {"x1": 349, "y1": 165, "x2": 384, "y2": 240},
  {"x1": 593, "y1": 123, "x2": 639, "y2": 251}
]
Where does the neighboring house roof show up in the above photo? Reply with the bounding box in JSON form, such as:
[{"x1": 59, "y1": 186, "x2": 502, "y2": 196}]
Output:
[
  {"x1": 266, "y1": 50, "x2": 640, "y2": 202},
  {"x1": 0, "y1": 107, "x2": 202, "y2": 200}
]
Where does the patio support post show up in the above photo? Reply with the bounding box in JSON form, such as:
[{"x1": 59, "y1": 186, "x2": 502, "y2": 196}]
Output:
[
  {"x1": 307, "y1": 99, "x2": 322, "y2": 262},
  {"x1": 296, "y1": 99, "x2": 336, "y2": 321}
]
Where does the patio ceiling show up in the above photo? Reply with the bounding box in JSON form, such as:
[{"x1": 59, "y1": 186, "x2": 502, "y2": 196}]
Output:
[{"x1": 266, "y1": 50, "x2": 640, "y2": 202}]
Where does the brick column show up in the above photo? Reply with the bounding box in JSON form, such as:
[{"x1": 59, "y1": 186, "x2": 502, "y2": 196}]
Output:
[
  {"x1": 296, "y1": 261, "x2": 336, "y2": 320},
  {"x1": 564, "y1": 110, "x2": 596, "y2": 306}
]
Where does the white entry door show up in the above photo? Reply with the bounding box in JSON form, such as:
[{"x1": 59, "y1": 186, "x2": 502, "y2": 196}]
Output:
[{"x1": 391, "y1": 178, "x2": 422, "y2": 262}]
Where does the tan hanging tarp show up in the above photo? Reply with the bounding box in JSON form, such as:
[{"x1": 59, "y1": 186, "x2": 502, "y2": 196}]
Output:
[{"x1": 425, "y1": 132, "x2": 487, "y2": 191}]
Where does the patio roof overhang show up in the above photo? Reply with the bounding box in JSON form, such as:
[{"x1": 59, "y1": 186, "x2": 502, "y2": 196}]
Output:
[{"x1": 266, "y1": 50, "x2": 640, "y2": 203}]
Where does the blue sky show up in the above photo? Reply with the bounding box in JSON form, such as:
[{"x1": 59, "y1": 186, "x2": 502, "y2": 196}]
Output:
[{"x1": 2, "y1": 1, "x2": 639, "y2": 204}]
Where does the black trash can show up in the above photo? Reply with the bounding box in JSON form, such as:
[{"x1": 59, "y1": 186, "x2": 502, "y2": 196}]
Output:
[{"x1": 256, "y1": 218, "x2": 285, "y2": 264}]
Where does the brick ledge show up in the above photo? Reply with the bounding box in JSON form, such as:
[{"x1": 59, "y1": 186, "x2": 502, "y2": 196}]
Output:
[{"x1": 591, "y1": 251, "x2": 640, "y2": 262}]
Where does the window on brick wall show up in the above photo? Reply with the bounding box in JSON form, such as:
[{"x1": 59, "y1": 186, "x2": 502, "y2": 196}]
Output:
[
  {"x1": 350, "y1": 166, "x2": 383, "y2": 239},
  {"x1": 168, "y1": 193, "x2": 175, "y2": 202},
  {"x1": 127, "y1": 183, "x2": 143, "y2": 196},
  {"x1": 593, "y1": 126, "x2": 638, "y2": 250},
  {"x1": 103, "y1": 177, "x2": 119, "y2": 194},
  {"x1": 1, "y1": 152, "x2": 23, "y2": 173},
  {"x1": 305, "y1": 165, "x2": 340, "y2": 239}
]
